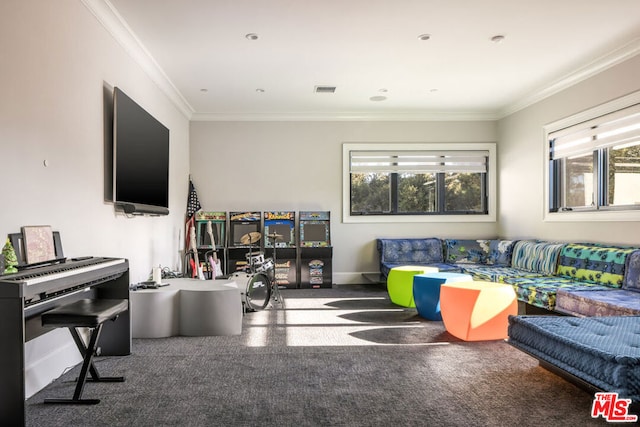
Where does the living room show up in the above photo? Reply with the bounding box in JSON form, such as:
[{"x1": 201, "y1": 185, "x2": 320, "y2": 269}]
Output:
[{"x1": 2, "y1": 0, "x2": 640, "y2": 425}]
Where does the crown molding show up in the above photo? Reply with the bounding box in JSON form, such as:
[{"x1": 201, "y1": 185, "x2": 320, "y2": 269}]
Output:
[
  {"x1": 81, "y1": 0, "x2": 194, "y2": 119},
  {"x1": 499, "y1": 37, "x2": 640, "y2": 118},
  {"x1": 83, "y1": 0, "x2": 639, "y2": 123},
  {"x1": 190, "y1": 110, "x2": 500, "y2": 122}
]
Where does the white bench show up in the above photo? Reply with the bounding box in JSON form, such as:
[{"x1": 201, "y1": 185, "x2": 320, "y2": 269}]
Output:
[{"x1": 130, "y1": 278, "x2": 242, "y2": 337}]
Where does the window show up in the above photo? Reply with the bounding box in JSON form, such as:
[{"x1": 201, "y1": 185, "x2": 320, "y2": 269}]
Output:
[
  {"x1": 547, "y1": 96, "x2": 640, "y2": 219},
  {"x1": 343, "y1": 143, "x2": 496, "y2": 223}
]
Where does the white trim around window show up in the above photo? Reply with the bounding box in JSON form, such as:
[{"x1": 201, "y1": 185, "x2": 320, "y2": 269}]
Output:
[
  {"x1": 342, "y1": 142, "x2": 497, "y2": 223},
  {"x1": 543, "y1": 90, "x2": 640, "y2": 222}
]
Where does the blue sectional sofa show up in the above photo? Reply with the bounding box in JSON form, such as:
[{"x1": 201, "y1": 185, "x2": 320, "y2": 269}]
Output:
[{"x1": 376, "y1": 238, "x2": 640, "y2": 315}]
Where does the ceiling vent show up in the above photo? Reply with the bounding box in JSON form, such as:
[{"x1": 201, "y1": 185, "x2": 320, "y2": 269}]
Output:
[{"x1": 314, "y1": 86, "x2": 336, "y2": 94}]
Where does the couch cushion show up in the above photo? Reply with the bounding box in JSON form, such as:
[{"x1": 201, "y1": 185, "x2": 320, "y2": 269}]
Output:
[
  {"x1": 377, "y1": 238, "x2": 444, "y2": 264},
  {"x1": 508, "y1": 315, "x2": 640, "y2": 402},
  {"x1": 556, "y1": 243, "x2": 635, "y2": 288},
  {"x1": 487, "y1": 240, "x2": 516, "y2": 266},
  {"x1": 510, "y1": 241, "x2": 565, "y2": 275},
  {"x1": 503, "y1": 276, "x2": 610, "y2": 311},
  {"x1": 459, "y1": 265, "x2": 543, "y2": 283},
  {"x1": 623, "y1": 250, "x2": 640, "y2": 293},
  {"x1": 444, "y1": 239, "x2": 492, "y2": 264},
  {"x1": 555, "y1": 288, "x2": 640, "y2": 317}
]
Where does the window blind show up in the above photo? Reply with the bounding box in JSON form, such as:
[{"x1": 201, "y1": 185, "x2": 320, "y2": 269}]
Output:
[
  {"x1": 349, "y1": 150, "x2": 488, "y2": 173},
  {"x1": 550, "y1": 103, "x2": 640, "y2": 159}
]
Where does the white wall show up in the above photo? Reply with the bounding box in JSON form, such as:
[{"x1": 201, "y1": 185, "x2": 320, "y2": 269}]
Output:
[
  {"x1": 190, "y1": 120, "x2": 498, "y2": 282},
  {"x1": 1, "y1": 0, "x2": 190, "y2": 396},
  {"x1": 498, "y1": 54, "x2": 640, "y2": 244}
]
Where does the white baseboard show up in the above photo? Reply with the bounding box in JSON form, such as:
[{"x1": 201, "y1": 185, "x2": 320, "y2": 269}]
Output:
[{"x1": 332, "y1": 272, "x2": 380, "y2": 285}]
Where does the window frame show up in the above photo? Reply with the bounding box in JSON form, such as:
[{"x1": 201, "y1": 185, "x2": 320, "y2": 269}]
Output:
[
  {"x1": 543, "y1": 90, "x2": 640, "y2": 222},
  {"x1": 342, "y1": 142, "x2": 497, "y2": 223}
]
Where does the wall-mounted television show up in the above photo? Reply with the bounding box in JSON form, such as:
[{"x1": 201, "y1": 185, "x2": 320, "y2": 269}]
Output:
[{"x1": 113, "y1": 87, "x2": 170, "y2": 215}]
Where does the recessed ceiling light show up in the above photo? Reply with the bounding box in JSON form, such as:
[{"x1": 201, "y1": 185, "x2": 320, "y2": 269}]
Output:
[
  {"x1": 200, "y1": 88, "x2": 208, "y2": 93},
  {"x1": 379, "y1": 88, "x2": 388, "y2": 93},
  {"x1": 491, "y1": 35, "x2": 505, "y2": 43},
  {"x1": 429, "y1": 88, "x2": 439, "y2": 93},
  {"x1": 370, "y1": 95, "x2": 387, "y2": 102},
  {"x1": 255, "y1": 88, "x2": 265, "y2": 93},
  {"x1": 417, "y1": 34, "x2": 431, "y2": 41},
  {"x1": 245, "y1": 33, "x2": 259, "y2": 41}
]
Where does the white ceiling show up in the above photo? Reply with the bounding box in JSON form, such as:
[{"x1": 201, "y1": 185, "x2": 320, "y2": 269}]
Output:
[{"x1": 95, "y1": 0, "x2": 640, "y2": 120}]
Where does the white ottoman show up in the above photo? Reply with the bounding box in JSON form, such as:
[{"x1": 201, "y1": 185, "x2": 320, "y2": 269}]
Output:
[
  {"x1": 130, "y1": 278, "x2": 242, "y2": 338},
  {"x1": 178, "y1": 281, "x2": 242, "y2": 336},
  {"x1": 130, "y1": 288, "x2": 180, "y2": 338}
]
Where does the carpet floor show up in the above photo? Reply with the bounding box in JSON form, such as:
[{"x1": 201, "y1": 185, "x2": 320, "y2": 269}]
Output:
[{"x1": 25, "y1": 285, "x2": 612, "y2": 426}]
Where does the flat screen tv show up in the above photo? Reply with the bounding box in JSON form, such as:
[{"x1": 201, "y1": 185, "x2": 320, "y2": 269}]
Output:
[{"x1": 113, "y1": 87, "x2": 170, "y2": 215}]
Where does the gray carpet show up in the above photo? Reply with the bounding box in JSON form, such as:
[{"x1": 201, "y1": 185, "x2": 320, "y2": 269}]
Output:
[{"x1": 26, "y1": 285, "x2": 611, "y2": 426}]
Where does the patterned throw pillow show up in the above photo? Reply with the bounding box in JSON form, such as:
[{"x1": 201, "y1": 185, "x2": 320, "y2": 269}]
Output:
[
  {"x1": 486, "y1": 240, "x2": 515, "y2": 266},
  {"x1": 623, "y1": 250, "x2": 640, "y2": 292},
  {"x1": 511, "y1": 241, "x2": 565, "y2": 275},
  {"x1": 444, "y1": 239, "x2": 491, "y2": 264},
  {"x1": 377, "y1": 238, "x2": 444, "y2": 264},
  {"x1": 556, "y1": 243, "x2": 635, "y2": 287}
]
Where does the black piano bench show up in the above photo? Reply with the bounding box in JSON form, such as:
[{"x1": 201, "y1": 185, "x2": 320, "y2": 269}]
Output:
[{"x1": 41, "y1": 298, "x2": 128, "y2": 405}]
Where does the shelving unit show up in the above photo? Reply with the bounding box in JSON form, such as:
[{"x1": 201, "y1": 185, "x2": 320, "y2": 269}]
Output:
[{"x1": 192, "y1": 210, "x2": 333, "y2": 288}]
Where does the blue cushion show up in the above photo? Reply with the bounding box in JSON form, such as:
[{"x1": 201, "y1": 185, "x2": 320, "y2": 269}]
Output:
[
  {"x1": 623, "y1": 250, "x2": 640, "y2": 293},
  {"x1": 487, "y1": 240, "x2": 516, "y2": 266},
  {"x1": 444, "y1": 239, "x2": 491, "y2": 264},
  {"x1": 377, "y1": 238, "x2": 443, "y2": 264}
]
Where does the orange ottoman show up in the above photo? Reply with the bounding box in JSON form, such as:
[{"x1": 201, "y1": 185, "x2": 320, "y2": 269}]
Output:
[{"x1": 440, "y1": 281, "x2": 517, "y2": 341}]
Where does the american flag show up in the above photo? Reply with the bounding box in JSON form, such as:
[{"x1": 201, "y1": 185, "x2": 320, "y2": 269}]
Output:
[
  {"x1": 186, "y1": 179, "x2": 202, "y2": 219},
  {"x1": 185, "y1": 179, "x2": 202, "y2": 274}
]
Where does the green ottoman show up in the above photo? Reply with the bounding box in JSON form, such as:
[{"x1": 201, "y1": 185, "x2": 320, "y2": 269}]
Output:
[{"x1": 387, "y1": 265, "x2": 438, "y2": 307}]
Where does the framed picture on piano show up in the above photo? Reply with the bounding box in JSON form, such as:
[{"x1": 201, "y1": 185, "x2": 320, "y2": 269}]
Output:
[{"x1": 9, "y1": 229, "x2": 65, "y2": 268}]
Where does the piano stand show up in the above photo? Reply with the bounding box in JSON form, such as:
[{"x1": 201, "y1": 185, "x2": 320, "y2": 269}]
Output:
[{"x1": 41, "y1": 299, "x2": 128, "y2": 405}]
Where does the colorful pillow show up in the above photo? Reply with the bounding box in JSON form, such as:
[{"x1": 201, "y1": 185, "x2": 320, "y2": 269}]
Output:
[
  {"x1": 511, "y1": 241, "x2": 565, "y2": 275},
  {"x1": 377, "y1": 238, "x2": 444, "y2": 264},
  {"x1": 486, "y1": 240, "x2": 515, "y2": 266},
  {"x1": 444, "y1": 239, "x2": 491, "y2": 264},
  {"x1": 623, "y1": 250, "x2": 640, "y2": 292},
  {"x1": 556, "y1": 243, "x2": 635, "y2": 288}
]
